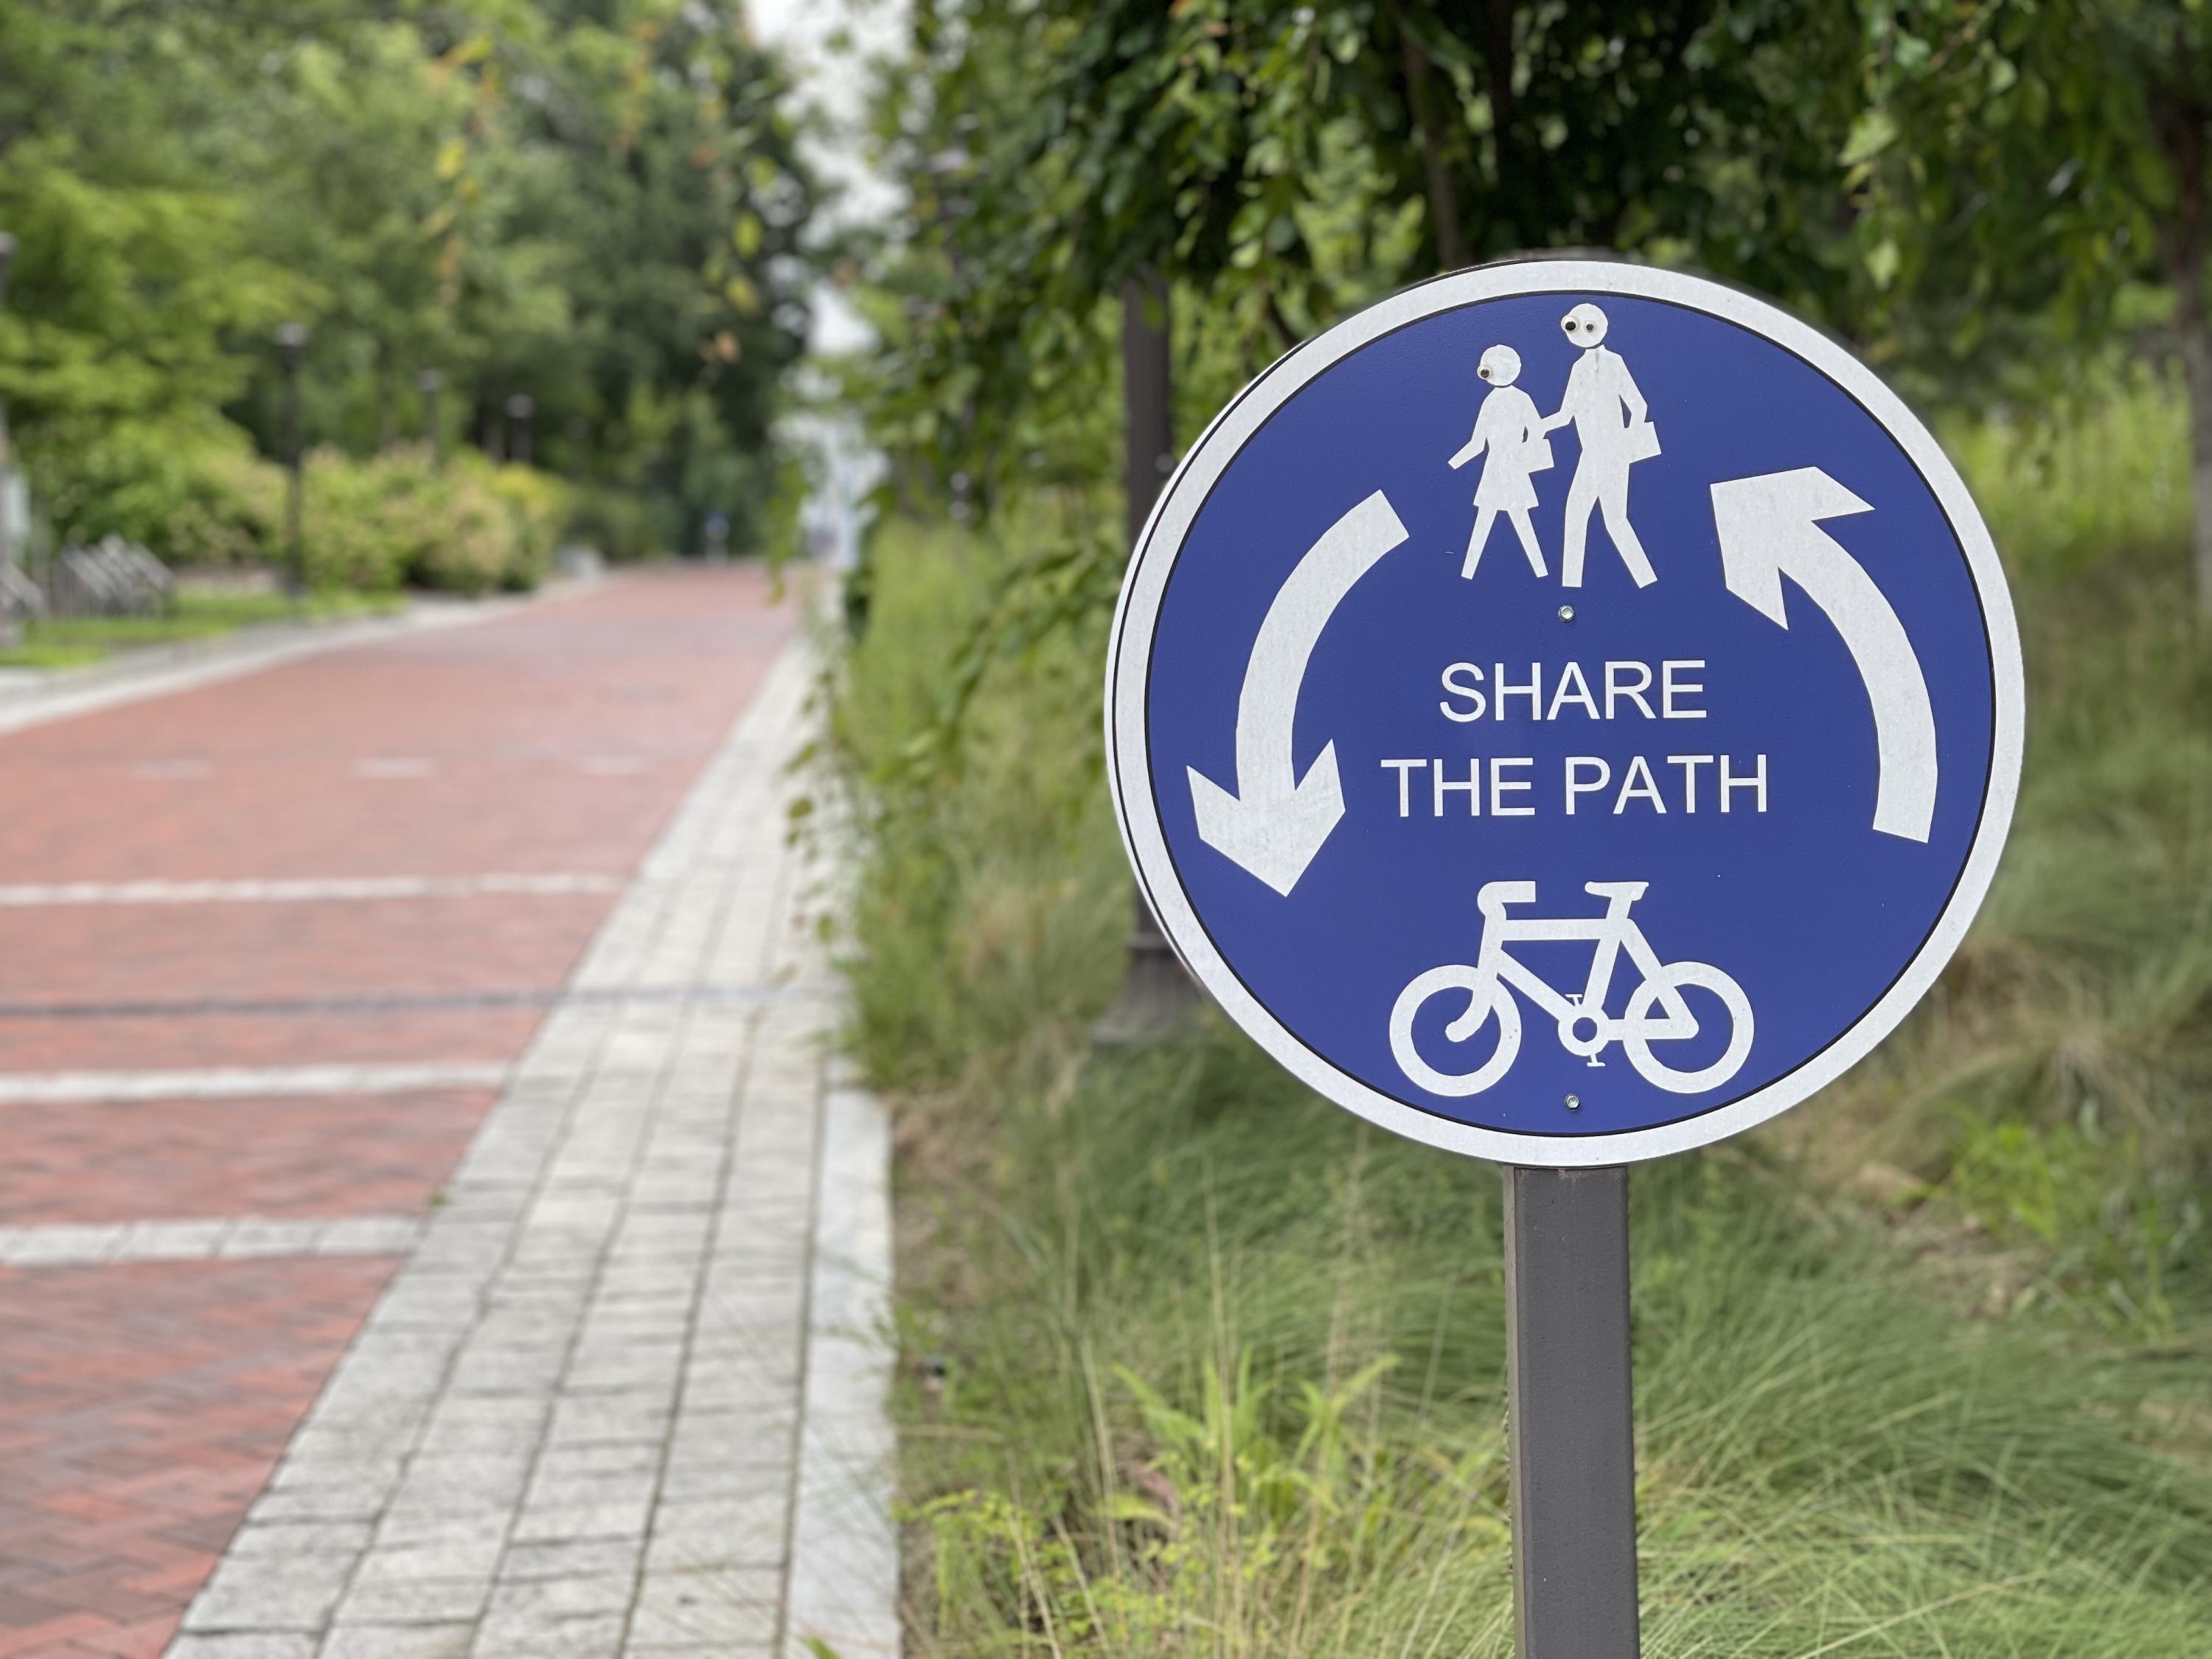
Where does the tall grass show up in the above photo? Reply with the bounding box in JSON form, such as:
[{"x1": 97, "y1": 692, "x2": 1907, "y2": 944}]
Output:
[
  {"x1": 896, "y1": 1042, "x2": 2212, "y2": 1655},
  {"x1": 1944, "y1": 370, "x2": 2192, "y2": 582},
  {"x1": 1814, "y1": 377, "x2": 2212, "y2": 1330},
  {"x1": 827, "y1": 384, "x2": 2212, "y2": 1656}
]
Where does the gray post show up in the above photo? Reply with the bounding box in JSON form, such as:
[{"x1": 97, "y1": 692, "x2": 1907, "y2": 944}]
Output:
[
  {"x1": 418, "y1": 369, "x2": 445, "y2": 462},
  {"x1": 0, "y1": 232, "x2": 16, "y2": 641},
  {"x1": 1504, "y1": 1164, "x2": 1641, "y2": 1659},
  {"x1": 506, "y1": 394, "x2": 535, "y2": 467},
  {"x1": 0, "y1": 389, "x2": 10, "y2": 588},
  {"x1": 1120, "y1": 275, "x2": 1174, "y2": 552},
  {"x1": 377, "y1": 346, "x2": 396, "y2": 452},
  {"x1": 1093, "y1": 271, "x2": 1200, "y2": 1046},
  {"x1": 276, "y1": 323, "x2": 309, "y2": 597}
]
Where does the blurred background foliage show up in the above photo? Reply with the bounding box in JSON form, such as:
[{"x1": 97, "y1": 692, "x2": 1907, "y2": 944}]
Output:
[
  {"x1": 857, "y1": 1, "x2": 2212, "y2": 599},
  {"x1": 0, "y1": 0, "x2": 824, "y2": 580}
]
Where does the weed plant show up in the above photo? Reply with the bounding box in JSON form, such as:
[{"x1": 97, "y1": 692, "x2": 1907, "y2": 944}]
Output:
[{"x1": 827, "y1": 385, "x2": 2212, "y2": 1656}]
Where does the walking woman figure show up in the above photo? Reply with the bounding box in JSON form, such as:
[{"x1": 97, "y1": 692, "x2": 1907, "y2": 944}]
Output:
[{"x1": 1447, "y1": 344, "x2": 1551, "y2": 579}]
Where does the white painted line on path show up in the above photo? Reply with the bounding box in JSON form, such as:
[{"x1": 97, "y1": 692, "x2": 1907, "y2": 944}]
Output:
[
  {"x1": 0, "y1": 1213, "x2": 426, "y2": 1267},
  {"x1": 351, "y1": 757, "x2": 436, "y2": 779},
  {"x1": 0, "y1": 1062, "x2": 511, "y2": 1105},
  {"x1": 0, "y1": 872, "x2": 625, "y2": 907}
]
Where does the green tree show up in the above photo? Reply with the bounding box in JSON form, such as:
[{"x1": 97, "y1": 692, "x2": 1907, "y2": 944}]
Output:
[
  {"x1": 492, "y1": 0, "x2": 821, "y2": 550},
  {"x1": 1860, "y1": 1, "x2": 2212, "y2": 611},
  {"x1": 869, "y1": 1, "x2": 1868, "y2": 507},
  {"x1": 0, "y1": 4, "x2": 307, "y2": 441},
  {"x1": 231, "y1": 1, "x2": 823, "y2": 552},
  {"x1": 0, "y1": 0, "x2": 823, "y2": 564}
]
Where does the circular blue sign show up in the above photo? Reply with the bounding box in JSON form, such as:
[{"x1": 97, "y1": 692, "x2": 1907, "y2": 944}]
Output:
[{"x1": 1107, "y1": 260, "x2": 2023, "y2": 1166}]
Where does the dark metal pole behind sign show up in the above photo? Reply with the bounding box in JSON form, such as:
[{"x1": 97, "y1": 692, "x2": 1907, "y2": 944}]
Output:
[
  {"x1": 1094, "y1": 270, "x2": 1200, "y2": 1046},
  {"x1": 1504, "y1": 1164, "x2": 1641, "y2": 1659},
  {"x1": 1120, "y1": 274, "x2": 1173, "y2": 552}
]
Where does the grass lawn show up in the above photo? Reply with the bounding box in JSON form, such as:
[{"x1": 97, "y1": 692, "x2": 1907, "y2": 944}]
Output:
[
  {"x1": 824, "y1": 381, "x2": 2212, "y2": 1656},
  {"x1": 0, "y1": 588, "x2": 404, "y2": 669}
]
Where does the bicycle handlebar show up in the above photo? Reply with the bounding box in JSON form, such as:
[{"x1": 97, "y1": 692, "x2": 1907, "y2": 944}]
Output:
[{"x1": 1476, "y1": 880, "x2": 1538, "y2": 912}]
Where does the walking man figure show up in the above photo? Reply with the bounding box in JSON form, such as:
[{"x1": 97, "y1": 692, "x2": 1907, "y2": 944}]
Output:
[{"x1": 1543, "y1": 302, "x2": 1660, "y2": 588}]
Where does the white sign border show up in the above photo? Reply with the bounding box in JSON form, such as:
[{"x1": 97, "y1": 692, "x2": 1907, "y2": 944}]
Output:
[{"x1": 1105, "y1": 256, "x2": 2025, "y2": 1168}]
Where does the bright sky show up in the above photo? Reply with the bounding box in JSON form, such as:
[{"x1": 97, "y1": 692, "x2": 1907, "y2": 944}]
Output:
[{"x1": 748, "y1": 0, "x2": 910, "y2": 355}]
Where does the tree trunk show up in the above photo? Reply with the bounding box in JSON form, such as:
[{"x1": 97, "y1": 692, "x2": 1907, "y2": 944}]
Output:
[
  {"x1": 376, "y1": 349, "x2": 397, "y2": 453},
  {"x1": 2151, "y1": 52, "x2": 2212, "y2": 614},
  {"x1": 1095, "y1": 271, "x2": 1200, "y2": 1046},
  {"x1": 1389, "y1": 1, "x2": 1470, "y2": 271},
  {"x1": 1486, "y1": 0, "x2": 1518, "y2": 218},
  {"x1": 2178, "y1": 286, "x2": 2212, "y2": 613}
]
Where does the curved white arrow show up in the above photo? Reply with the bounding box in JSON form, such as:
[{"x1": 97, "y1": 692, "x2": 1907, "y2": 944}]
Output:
[
  {"x1": 1187, "y1": 490, "x2": 1410, "y2": 894},
  {"x1": 1710, "y1": 467, "x2": 1937, "y2": 842}
]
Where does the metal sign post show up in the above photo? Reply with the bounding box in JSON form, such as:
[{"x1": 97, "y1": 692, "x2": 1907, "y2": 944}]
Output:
[
  {"x1": 1101, "y1": 257, "x2": 2024, "y2": 1650},
  {"x1": 1505, "y1": 1164, "x2": 1639, "y2": 1658}
]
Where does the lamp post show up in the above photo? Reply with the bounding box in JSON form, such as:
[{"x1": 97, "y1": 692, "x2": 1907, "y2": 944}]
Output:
[
  {"x1": 417, "y1": 368, "x2": 445, "y2": 462},
  {"x1": 0, "y1": 233, "x2": 17, "y2": 597},
  {"x1": 505, "y1": 394, "x2": 534, "y2": 467},
  {"x1": 276, "y1": 322, "x2": 309, "y2": 597}
]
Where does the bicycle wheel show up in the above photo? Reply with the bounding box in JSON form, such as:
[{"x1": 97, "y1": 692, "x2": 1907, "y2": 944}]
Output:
[
  {"x1": 1622, "y1": 961, "x2": 1754, "y2": 1094},
  {"x1": 1389, "y1": 965, "x2": 1522, "y2": 1096}
]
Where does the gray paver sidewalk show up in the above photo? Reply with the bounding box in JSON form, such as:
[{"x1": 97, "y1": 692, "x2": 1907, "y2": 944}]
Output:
[{"x1": 168, "y1": 633, "x2": 900, "y2": 1659}]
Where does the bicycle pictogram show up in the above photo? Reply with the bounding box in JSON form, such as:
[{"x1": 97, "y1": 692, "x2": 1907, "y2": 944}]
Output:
[{"x1": 1388, "y1": 880, "x2": 1754, "y2": 1097}]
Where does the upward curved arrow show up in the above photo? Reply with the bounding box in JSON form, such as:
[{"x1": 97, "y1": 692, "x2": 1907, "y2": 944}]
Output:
[
  {"x1": 1187, "y1": 490, "x2": 1410, "y2": 894},
  {"x1": 1710, "y1": 467, "x2": 1938, "y2": 842}
]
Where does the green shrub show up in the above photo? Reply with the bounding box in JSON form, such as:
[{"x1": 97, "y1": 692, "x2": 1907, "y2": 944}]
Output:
[
  {"x1": 484, "y1": 462, "x2": 567, "y2": 588},
  {"x1": 289, "y1": 445, "x2": 565, "y2": 594},
  {"x1": 392, "y1": 454, "x2": 510, "y2": 596},
  {"x1": 563, "y1": 483, "x2": 658, "y2": 561},
  {"x1": 292, "y1": 445, "x2": 407, "y2": 590},
  {"x1": 29, "y1": 411, "x2": 574, "y2": 594},
  {"x1": 28, "y1": 411, "x2": 282, "y2": 567}
]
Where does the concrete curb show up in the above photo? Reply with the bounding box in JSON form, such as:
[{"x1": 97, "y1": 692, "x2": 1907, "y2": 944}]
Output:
[{"x1": 786, "y1": 1064, "x2": 900, "y2": 1659}]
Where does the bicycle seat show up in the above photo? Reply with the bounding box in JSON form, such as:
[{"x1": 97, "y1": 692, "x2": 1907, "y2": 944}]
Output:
[
  {"x1": 1477, "y1": 880, "x2": 1537, "y2": 911},
  {"x1": 1582, "y1": 880, "x2": 1649, "y2": 902}
]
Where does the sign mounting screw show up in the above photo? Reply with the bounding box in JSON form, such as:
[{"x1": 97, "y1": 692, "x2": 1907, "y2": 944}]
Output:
[
  {"x1": 1565, "y1": 1093, "x2": 1582, "y2": 1110},
  {"x1": 1558, "y1": 605, "x2": 1575, "y2": 622}
]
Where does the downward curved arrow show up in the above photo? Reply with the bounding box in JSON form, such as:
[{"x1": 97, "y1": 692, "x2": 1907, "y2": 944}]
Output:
[
  {"x1": 1710, "y1": 467, "x2": 1938, "y2": 842},
  {"x1": 1187, "y1": 490, "x2": 1410, "y2": 894}
]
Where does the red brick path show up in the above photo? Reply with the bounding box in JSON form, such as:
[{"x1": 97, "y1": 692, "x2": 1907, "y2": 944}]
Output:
[
  {"x1": 0, "y1": 1259, "x2": 397, "y2": 1658},
  {"x1": 0, "y1": 570, "x2": 796, "y2": 1655},
  {"x1": 0, "y1": 1091, "x2": 498, "y2": 1227},
  {"x1": 0, "y1": 895, "x2": 606, "y2": 1020},
  {"x1": 0, "y1": 1006, "x2": 543, "y2": 1076}
]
